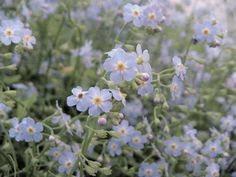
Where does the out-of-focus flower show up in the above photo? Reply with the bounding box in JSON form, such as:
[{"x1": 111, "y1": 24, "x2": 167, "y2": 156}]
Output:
[
  {"x1": 0, "y1": 20, "x2": 22, "y2": 45},
  {"x1": 170, "y1": 76, "x2": 183, "y2": 100},
  {"x1": 172, "y1": 56, "x2": 187, "y2": 80},
  {"x1": 108, "y1": 138, "x2": 122, "y2": 156},
  {"x1": 123, "y1": 4, "x2": 143, "y2": 27}
]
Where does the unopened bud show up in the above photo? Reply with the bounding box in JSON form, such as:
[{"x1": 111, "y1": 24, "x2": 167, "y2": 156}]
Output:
[
  {"x1": 141, "y1": 73, "x2": 150, "y2": 81},
  {"x1": 49, "y1": 135, "x2": 56, "y2": 141},
  {"x1": 118, "y1": 113, "x2": 124, "y2": 119},
  {"x1": 97, "y1": 117, "x2": 107, "y2": 126}
]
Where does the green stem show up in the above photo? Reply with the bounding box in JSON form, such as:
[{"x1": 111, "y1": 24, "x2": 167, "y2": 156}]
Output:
[
  {"x1": 81, "y1": 117, "x2": 96, "y2": 155},
  {"x1": 183, "y1": 39, "x2": 193, "y2": 63}
]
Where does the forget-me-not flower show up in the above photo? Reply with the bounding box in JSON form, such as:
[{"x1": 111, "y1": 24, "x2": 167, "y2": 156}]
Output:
[
  {"x1": 86, "y1": 86, "x2": 112, "y2": 116},
  {"x1": 103, "y1": 48, "x2": 137, "y2": 83}
]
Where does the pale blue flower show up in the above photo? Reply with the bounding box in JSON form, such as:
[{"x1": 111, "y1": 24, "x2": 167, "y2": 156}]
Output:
[
  {"x1": 172, "y1": 56, "x2": 187, "y2": 80},
  {"x1": 137, "y1": 80, "x2": 153, "y2": 96},
  {"x1": 109, "y1": 88, "x2": 126, "y2": 105},
  {"x1": 170, "y1": 76, "x2": 183, "y2": 100},
  {"x1": 135, "y1": 44, "x2": 152, "y2": 77},
  {"x1": 128, "y1": 130, "x2": 147, "y2": 150},
  {"x1": 108, "y1": 138, "x2": 122, "y2": 156},
  {"x1": 185, "y1": 153, "x2": 206, "y2": 172},
  {"x1": 112, "y1": 120, "x2": 134, "y2": 143},
  {"x1": 201, "y1": 140, "x2": 223, "y2": 158},
  {"x1": 194, "y1": 20, "x2": 218, "y2": 43},
  {"x1": 58, "y1": 151, "x2": 76, "y2": 175},
  {"x1": 20, "y1": 117, "x2": 43, "y2": 142},
  {"x1": 9, "y1": 118, "x2": 23, "y2": 141},
  {"x1": 142, "y1": 4, "x2": 165, "y2": 29},
  {"x1": 164, "y1": 137, "x2": 182, "y2": 157},
  {"x1": 138, "y1": 162, "x2": 160, "y2": 177},
  {"x1": 67, "y1": 86, "x2": 89, "y2": 112},
  {"x1": 206, "y1": 162, "x2": 220, "y2": 177},
  {"x1": 48, "y1": 147, "x2": 63, "y2": 161},
  {"x1": 220, "y1": 115, "x2": 236, "y2": 132},
  {"x1": 0, "y1": 20, "x2": 22, "y2": 46},
  {"x1": 22, "y1": 28, "x2": 36, "y2": 49},
  {"x1": 103, "y1": 48, "x2": 137, "y2": 83},
  {"x1": 123, "y1": 4, "x2": 143, "y2": 27},
  {"x1": 122, "y1": 99, "x2": 143, "y2": 125},
  {"x1": 86, "y1": 87, "x2": 112, "y2": 116}
]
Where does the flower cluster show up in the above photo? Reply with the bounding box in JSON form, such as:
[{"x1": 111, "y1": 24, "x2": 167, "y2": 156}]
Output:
[
  {"x1": 193, "y1": 19, "x2": 224, "y2": 46},
  {"x1": 67, "y1": 86, "x2": 126, "y2": 116},
  {"x1": 170, "y1": 56, "x2": 187, "y2": 100},
  {"x1": 103, "y1": 44, "x2": 153, "y2": 96},
  {"x1": 123, "y1": 2, "x2": 165, "y2": 29},
  {"x1": 163, "y1": 125, "x2": 231, "y2": 177},
  {"x1": 48, "y1": 141, "x2": 80, "y2": 175},
  {"x1": 9, "y1": 117, "x2": 43, "y2": 142},
  {"x1": 0, "y1": 19, "x2": 36, "y2": 49},
  {"x1": 108, "y1": 120, "x2": 148, "y2": 156}
]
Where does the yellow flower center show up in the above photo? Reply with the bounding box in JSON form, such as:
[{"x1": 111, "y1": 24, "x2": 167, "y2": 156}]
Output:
[
  {"x1": 27, "y1": 127, "x2": 35, "y2": 134},
  {"x1": 24, "y1": 35, "x2": 31, "y2": 41},
  {"x1": 178, "y1": 64, "x2": 185, "y2": 71},
  {"x1": 4, "y1": 28, "x2": 13, "y2": 37},
  {"x1": 116, "y1": 61, "x2": 126, "y2": 72},
  {"x1": 172, "y1": 84, "x2": 177, "y2": 92},
  {"x1": 111, "y1": 144, "x2": 116, "y2": 149},
  {"x1": 93, "y1": 96, "x2": 102, "y2": 106},
  {"x1": 137, "y1": 56, "x2": 144, "y2": 65},
  {"x1": 148, "y1": 13, "x2": 156, "y2": 20},
  {"x1": 202, "y1": 28, "x2": 210, "y2": 35}
]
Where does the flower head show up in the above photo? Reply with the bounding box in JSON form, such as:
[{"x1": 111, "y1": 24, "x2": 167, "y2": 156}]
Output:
[
  {"x1": 206, "y1": 162, "x2": 220, "y2": 177},
  {"x1": 0, "y1": 20, "x2": 23, "y2": 45},
  {"x1": 123, "y1": 4, "x2": 143, "y2": 27},
  {"x1": 67, "y1": 86, "x2": 89, "y2": 112},
  {"x1": 86, "y1": 87, "x2": 112, "y2": 116},
  {"x1": 170, "y1": 76, "x2": 183, "y2": 100},
  {"x1": 22, "y1": 28, "x2": 36, "y2": 49},
  {"x1": 194, "y1": 20, "x2": 218, "y2": 43},
  {"x1": 142, "y1": 4, "x2": 165, "y2": 29},
  {"x1": 112, "y1": 120, "x2": 134, "y2": 143},
  {"x1": 9, "y1": 118, "x2": 23, "y2": 141},
  {"x1": 20, "y1": 117, "x2": 43, "y2": 142},
  {"x1": 201, "y1": 140, "x2": 223, "y2": 158},
  {"x1": 108, "y1": 138, "x2": 122, "y2": 156},
  {"x1": 103, "y1": 48, "x2": 137, "y2": 83},
  {"x1": 58, "y1": 151, "x2": 76, "y2": 175},
  {"x1": 164, "y1": 136, "x2": 182, "y2": 157},
  {"x1": 128, "y1": 130, "x2": 147, "y2": 150},
  {"x1": 172, "y1": 56, "x2": 187, "y2": 80},
  {"x1": 138, "y1": 162, "x2": 160, "y2": 177}
]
